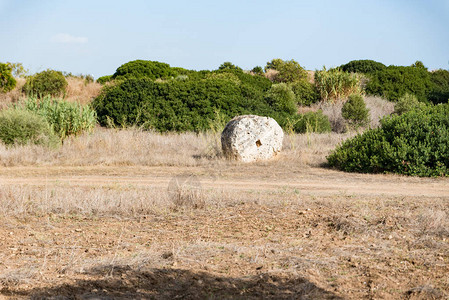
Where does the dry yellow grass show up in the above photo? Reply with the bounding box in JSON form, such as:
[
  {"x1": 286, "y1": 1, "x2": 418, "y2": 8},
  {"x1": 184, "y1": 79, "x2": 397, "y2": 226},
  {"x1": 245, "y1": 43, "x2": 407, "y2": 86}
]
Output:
[
  {"x1": 0, "y1": 127, "x2": 350, "y2": 168},
  {"x1": 0, "y1": 77, "x2": 101, "y2": 108},
  {"x1": 64, "y1": 77, "x2": 102, "y2": 104},
  {"x1": 0, "y1": 129, "x2": 448, "y2": 299}
]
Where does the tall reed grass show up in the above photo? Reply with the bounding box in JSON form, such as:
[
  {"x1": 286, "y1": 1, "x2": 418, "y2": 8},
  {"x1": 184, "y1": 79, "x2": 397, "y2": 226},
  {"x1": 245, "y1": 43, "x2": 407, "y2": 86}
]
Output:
[
  {"x1": 314, "y1": 68, "x2": 363, "y2": 102},
  {"x1": 19, "y1": 96, "x2": 97, "y2": 139}
]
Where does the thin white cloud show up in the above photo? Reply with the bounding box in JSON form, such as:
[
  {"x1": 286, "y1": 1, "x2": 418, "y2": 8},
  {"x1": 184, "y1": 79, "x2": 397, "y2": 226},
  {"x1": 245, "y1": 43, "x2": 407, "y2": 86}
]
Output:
[{"x1": 52, "y1": 33, "x2": 88, "y2": 44}]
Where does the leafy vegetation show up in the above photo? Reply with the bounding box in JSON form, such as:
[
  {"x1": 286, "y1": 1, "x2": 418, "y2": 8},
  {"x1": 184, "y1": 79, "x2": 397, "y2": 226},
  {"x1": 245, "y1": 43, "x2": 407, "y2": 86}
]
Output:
[
  {"x1": 6, "y1": 62, "x2": 29, "y2": 78},
  {"x1": 428, "y1": 69, "x2": 449, "y2": 104},
  {"x1": 339, "y1": 60, "x2": 386, "y2": 74},
  {"x1": 293, "y1": 110, "x2": 331, "y2": 133},
  {"x1": 0, "y1": 62, "x2": 17, "y2": 93},
  {"x1": 0, "y1": 108, "x2": 58, "y2": 147},
  {"x1": 327, "y1": 104, "x2": 449, "y2": 176},
  {"x1": 365, "y1": 62, "x2": 432, "y2": 102},
  {"x1": 314, "y1": 68, "x2": 362, "y2": 102},
  {"x1": 264, "y1": 58, "x2": 308, "y2": 83},
  {"x1": 93, "y1": 77, "x2": 290, "y2": 132},
  {"x1": 96, "y1": 75, "x2": 113, "y2": 84},
  {"x1": 112, "y1": 60, "x2": 177, "y2": 81},
  {"x1": 290, "y1": 80, "x2": 320, "y2": 106},
  {"x1": 23, "y1": 69, "x2": 68, "y2": 97},
  {"x1": 341, "y1": 94, "x2": 370, "y2": 128},
  {"x1": 20, "y1": 96, "x2": 97, "y2": 139},
  {"x1": 265, "y1": 83, "x2": 297, "y2": 115},
  {"x1": 394, "y1": 93, "x2": 426, "y2": 115}
]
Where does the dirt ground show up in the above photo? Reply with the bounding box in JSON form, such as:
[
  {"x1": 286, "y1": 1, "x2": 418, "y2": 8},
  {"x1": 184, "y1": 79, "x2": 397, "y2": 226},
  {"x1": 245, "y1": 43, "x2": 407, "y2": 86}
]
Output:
[{"x1": 0, "y1": 162, "x2": 448, "y2": 299}]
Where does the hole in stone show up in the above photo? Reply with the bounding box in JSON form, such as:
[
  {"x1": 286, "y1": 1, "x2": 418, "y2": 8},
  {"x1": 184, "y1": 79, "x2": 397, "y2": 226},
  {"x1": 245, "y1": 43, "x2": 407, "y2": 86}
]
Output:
[{"x1": 256, "y1": 140, "x2": 262, "y2": 147}]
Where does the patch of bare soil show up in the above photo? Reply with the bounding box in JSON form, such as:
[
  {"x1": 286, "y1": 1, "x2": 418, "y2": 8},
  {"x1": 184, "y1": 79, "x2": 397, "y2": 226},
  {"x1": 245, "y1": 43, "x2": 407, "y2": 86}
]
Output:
[{"x1": 0, "y1": 165, "x2": 448, "y2": 299}]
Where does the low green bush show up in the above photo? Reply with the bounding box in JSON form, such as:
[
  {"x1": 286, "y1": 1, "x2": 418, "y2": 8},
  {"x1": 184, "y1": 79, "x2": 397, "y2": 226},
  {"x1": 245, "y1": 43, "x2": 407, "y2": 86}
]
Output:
[
  {"x1": 293, "y1": 110, "x2": 331, "y2": 133},
  {"x1": 96, "y1": 75, "x2": 113, "y2": 84},
  {"x1": 218, "y1": 62, "x2": 242, "y2": 71},
  {"x1": 21, "y1": 96, "x2": 97, "y2": 139},
  {"x1": 0, "y1": 108, "x2": 58, "y2": 147},
  {"x1": 251, "y1": 66, "x2": 264, "y2": 76},
  {"x1": 339, "y1": 60, "x2": 386, "y2": 74},
  {"x1": 265, "y1": 83, "x2": 297, "y2": 115},
  {"x1": 342, "y1": 94, "x2": 370, "y2": 128},
  {"x1": 394, "y1": 93, "x2": 426, "y2": 115},
  {"x1": 0, "y1": 62, "x2": 17, "y2": 93},
  {"x1": 290, "y1": 80, "x2": 320, "y2": 106},
  {"x1": 23, "y1": 69, "x2": 68, "y2": 97},
  {"x1": 264, "y1": 58, "x2": 308, "y2": 83},
  {"x1": 112, "y1": 60, "x2": 177, "y2": 80},
  {"x1": 327, "y1": 104, "x2": 449, "y2": 176}
]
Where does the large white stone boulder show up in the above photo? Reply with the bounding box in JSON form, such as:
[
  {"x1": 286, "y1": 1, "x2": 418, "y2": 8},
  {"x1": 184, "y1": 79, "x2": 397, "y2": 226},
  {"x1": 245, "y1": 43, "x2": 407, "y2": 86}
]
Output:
[{"x1": 221, "y1": 115, "x2": 284, "y2": 162}]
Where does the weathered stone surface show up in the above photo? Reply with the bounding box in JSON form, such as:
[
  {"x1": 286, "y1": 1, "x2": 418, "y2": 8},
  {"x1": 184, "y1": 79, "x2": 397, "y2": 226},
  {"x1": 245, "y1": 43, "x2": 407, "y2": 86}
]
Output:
[{"x1": 221, "y1": 115, "x2": 284, "y2": 162}]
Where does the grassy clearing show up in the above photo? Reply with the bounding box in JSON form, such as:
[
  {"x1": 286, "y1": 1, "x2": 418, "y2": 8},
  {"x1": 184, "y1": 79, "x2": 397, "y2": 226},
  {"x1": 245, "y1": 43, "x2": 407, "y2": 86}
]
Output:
[{"x1": 0, "y1": 127, "x2": 352, "y2": 167}]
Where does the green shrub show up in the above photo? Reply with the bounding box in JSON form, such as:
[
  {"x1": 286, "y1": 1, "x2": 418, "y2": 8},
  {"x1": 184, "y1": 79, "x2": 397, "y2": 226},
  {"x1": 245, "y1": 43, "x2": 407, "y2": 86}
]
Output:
[
  {"x1": 428, "y1": 69, "x2": 449, "y2": 104},
  {"x1": 112, "y1": 60, "x2": 177, "y2": 80},
  {"x1": 21, "y1": 96, "x2": 97, "y2": 139},
  {"x1": 365, "y1": 64, "x2": 432, "y2": 102},
  {"x1": 214, "y1": 68, "x2": 272, "y2": 91},
  {"x1": 251, "y1": 66, "x2": 264, "y2": 76},
  {"x1": 96, "y1": 75, "x2": 113, "y2": 84},
  {"x1": 6, "y1": 62, "x2": 29, "y2": 78},
  {"x1": 327, "y1": 104, "x2": 449, "y2": 176},
  {"x1": 23, "y1": 69, "x2": 68, "y2": 97},
  {"x1": 218, "y1": 62, "x2": 242, "y2": 71},
  {"x1": 293, "y1": 110, "x2": 331, "y2": 133},
  {"x1": 342, "y1": 94, "x2": 370, "y2": 127},
  {"x1": 314, "y1": 68, "x2": 363, "y2": 102},
  {"x1": 339, "y1": 60, "x2": 386, "y2": 74},
  {"x1": 0, "y1": 62, "x2": 17, "y2": 93},
  {"x1": 264, "y1": 58, "x2": 308, "y2": 83},
  {"x1": 290, "y1": 80, "x2": 320, "y2": 106},
  {"x1": 394, "y1": 93, "x2": 426, "y2": 115},
  {"x1": 206, "y1": 72, "x2": 241, "y2": 85},
  {"x1": 0, "y1": 108, "x2": 58, "y2": 147},
  {"x1": 265, "y1": 83, "x2": 297, "y2": 114},
  {"x1": 93, "y1": 78, "x2": 285, "y2": 132}
]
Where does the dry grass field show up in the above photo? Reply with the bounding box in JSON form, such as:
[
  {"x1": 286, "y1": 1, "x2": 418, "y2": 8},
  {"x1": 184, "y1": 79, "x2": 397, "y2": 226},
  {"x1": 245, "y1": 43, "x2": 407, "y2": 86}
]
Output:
[{"x1": 0, "y1": 129, "x2": 448, "y2": 299}]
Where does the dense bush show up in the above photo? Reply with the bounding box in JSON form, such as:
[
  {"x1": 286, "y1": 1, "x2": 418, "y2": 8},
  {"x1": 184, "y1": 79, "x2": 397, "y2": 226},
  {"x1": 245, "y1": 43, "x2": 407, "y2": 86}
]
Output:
[
  {"x1": 0, "y1": 108, "x2": 58, "y2": 147},
  {"x1": 265, "y1": 83, "x2": 297, "y2": 115},
  {"x1": 428, "y1": 69, "x2": 449, "y2": 104},
  {"x1": 290, "y1": 80, "x2": 320, "y2": 106},
  {"x1": 218, "y1": 62, "x2": 242, "y2": 71},
  {"x1": 394, "y1": 93, "x2": 426, "y2": 115},
  {"x1": 23, "y1": 69, "x2": 68, "y2": 97},
  {"x1": 0, "y1": 62, "x2": 17, "y2": 93},
  {"x1": 21, "y1": 96, "x2": 97, "y2": 139},
  {"x1": 93, "y1": 78, "x2": 287, "y2": 132},
  {"x1": 293, "y1": 110, "x2": 331, "y2": 133},
  {"x1": 339, "y1": 60, "x2": 386, "y2": 74},
  {"x1": 327, "y1": 104, "x2": 449, "y2": 176},
  {"x1": 112, "y1": 60, "x2": 177, "y2": 80},
  {"x1": 251, "y1": 66, "x2": 264, "y2": 76},
  {"x1": 264, "y1": 59, "x2": 308, "y2": 83},
  {"x1": 314, "y1": 68, "x2": 362, "y2": 102},
  {"x1": 97, "y1": 75, "x2": 113, "y2": 84},
  {"x1": 341, "y1": 94, "x2": 370, "y2": 128},
  {"x1": 365, "y1": 63, "x2": 432, "y2": 102},
  {"x1": 214, "y1": 68, "x2": 272, "y2": 92}
]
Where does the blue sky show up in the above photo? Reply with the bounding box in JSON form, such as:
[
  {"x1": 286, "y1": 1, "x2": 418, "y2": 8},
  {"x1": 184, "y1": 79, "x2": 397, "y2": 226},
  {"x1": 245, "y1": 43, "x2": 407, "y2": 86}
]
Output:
[{"x1": 1, "y1": 0, "x2": 448, "y2": 78}]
